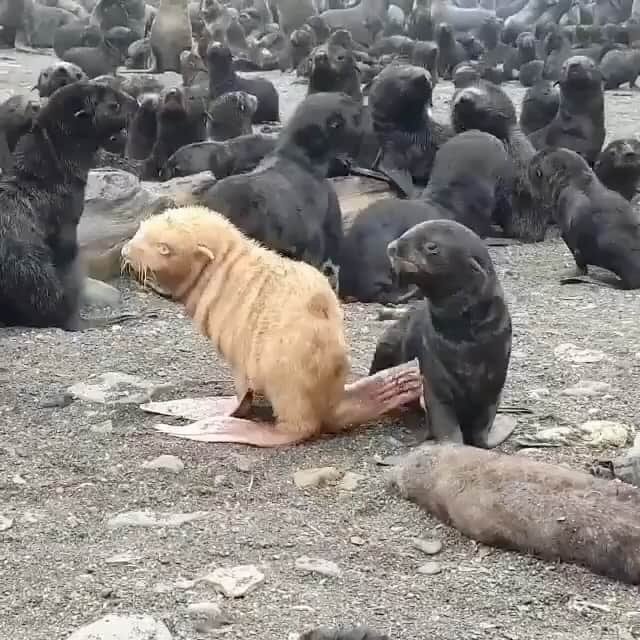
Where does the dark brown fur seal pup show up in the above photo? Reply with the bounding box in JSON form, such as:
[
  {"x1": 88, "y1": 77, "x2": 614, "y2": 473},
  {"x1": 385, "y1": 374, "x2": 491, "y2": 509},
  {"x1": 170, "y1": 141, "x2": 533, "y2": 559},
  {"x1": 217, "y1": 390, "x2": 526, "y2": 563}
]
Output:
[
  {"x1": 150, "y1": 0, "x2": 192, "y2": 72},
  {"x1": 275, "y1": 0, "x2": 314, "y2": 35},
  {"x1": 21, "y1": 0, "x2": 76, "y2": 48},
  {"x1": 184, "y1": 92, "x2": 365, "y2": 285},
  {"x1": 53, "y1": 20, "x2": 102, "y2": 58},
  {"x1": 369, "y1": 64, "x2": 453, "y2": 191},
  {"x1": 529, "y1": 55, "x2": 606, "y2": 166},
  {"x1": 389, "y1": 443, "x2": 640, "y2": 585},
  {"x1": 435, "y1": 22, "x2": 466, "y2": 80},
  {"x1": 452, "y1": 81, "x2": 549, "y2": 242},
  {"x1": 0, "y1": 94, "x2": 41, "y2": 152},
  {"x1": 599, "y1": 43, "x2": 640, "y2": 89},
  {"x1": 0, "y1": 81, "x2": 137, "y2": 330},
  {"x1": 36, "y1": 61, "x2": 87, "y2": 98},
  {"x1": 0, "y1": 0, "x2": 25, "y2": 47},
  {"x1": 370, "y1": 219, "x2": 513, "y2": 448},
  {"x1": 90, "y1": 0, "x2": 146, "y2": 40},
  {"x1": 594, "y1": 138, "x2": 640, "y2": 201},
  {"x1": 125, "y1": 92, "x2": 158, "y2": 160},
  {"x1": 307, "y1": 29, "x2": 362, "y2": 102},
  {"x1": 206, "y1": 90, "x2": 257, "y2": 141},
  {"x1": 121, "y1": 205, "x2": 422, "y2": 447},
  {"x1": 519, "y1": 80, "x2": 559, "y2": 135},
  {"x1": 142, "y1": 87, "x2": 207, "y2": 180},
  {"x1": 529, "y1": 147, "x2": 640, "y2": 288},
  {"x1": 62, "y1": 27, "x2": 127, "y2": 78},
  {"x1": 162, "y1": 133, "x2": 277, "y2": 179},
  {"x1": 207, "y1": 41, "x2": 280, "y2": 123},
  {"x1": 300, "y1": 628, "x2": 389, "y2": 640}
]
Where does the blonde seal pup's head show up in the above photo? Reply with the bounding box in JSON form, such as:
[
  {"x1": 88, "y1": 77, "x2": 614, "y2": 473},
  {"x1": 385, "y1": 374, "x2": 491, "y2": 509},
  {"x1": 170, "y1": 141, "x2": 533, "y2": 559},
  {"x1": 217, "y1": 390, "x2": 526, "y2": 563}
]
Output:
[{"x1": 121, "y1": 205, "x2": 246, "y2": 297}]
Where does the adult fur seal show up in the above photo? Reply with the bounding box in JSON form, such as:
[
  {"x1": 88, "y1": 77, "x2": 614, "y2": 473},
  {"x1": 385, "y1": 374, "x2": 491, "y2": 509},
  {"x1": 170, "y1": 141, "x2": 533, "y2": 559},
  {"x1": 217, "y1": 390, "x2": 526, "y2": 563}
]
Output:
[
  {"x1": 150, "y1": 0, "x2": 193, "y2": 73},
  {"x1": 307, "y1": 29, "x2": 362, "y2": 102},
  {"x1": 0, "y1": 81, "x2": 137, "y2": 330},
  {"x1": 370, "y1": 219, "x2": 513, "y2": 448},
  {"x1": 594, "y1": 138, "x2": 640, "y2": 201},
  {"x1": 207, "y1": 41, "x2": 280, "y2": 123},
  {"x1": 121, "y1": 205, "x2": 422, "y2": 447},
  {"x1": 452, "y1": 81, "x2": 548, "y2": 242},
  {"x1": 182, "y1": 92, "x2": 365, "y2": 285},
  {"x1": 206, "y1": 90, "x2": 257, "y2": 141},
  {"x1": 528, "y1": 55, "x2": 606, "y2": 166},
  {"x1": 368, "y1": 64, "x2": 453, "y2": 191},
  {"x1": 389, "y1": 443, "x2": 640, "y2": 585},
  {"x1": 36, "y1": 61, "x2": 87, "y2": 98},
  {"x1": 529, "y1": 147, "x2": 640, "y2": 288},
  {"x1": 161, "y1": 133, "x2": 277, "y2": 179}
]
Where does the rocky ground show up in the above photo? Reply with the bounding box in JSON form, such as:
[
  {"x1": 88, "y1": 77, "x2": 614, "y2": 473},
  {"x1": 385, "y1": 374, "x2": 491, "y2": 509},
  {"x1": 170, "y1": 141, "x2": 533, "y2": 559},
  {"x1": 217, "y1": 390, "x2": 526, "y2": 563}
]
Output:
[{"x1": 1, "y1": 51, "x2": 640, "y2": 640}]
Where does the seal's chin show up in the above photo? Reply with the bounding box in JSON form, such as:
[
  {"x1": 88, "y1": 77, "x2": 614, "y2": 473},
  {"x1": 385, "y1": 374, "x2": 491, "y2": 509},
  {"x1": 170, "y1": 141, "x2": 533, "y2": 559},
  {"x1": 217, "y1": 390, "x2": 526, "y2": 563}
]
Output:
[{"x1": 389, "y1": 255, "x2": 421, "y2": 275}]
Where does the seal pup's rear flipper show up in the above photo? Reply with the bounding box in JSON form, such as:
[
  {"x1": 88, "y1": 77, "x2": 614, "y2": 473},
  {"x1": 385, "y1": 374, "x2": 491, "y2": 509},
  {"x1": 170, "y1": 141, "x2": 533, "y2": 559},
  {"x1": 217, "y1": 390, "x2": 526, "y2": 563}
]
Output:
[
  {"x1": 140, "y1": 392, "x2": 253, "y2": 420},
  {"x1": 153, "y1": 417, "x2": 307, "y2": 447}
]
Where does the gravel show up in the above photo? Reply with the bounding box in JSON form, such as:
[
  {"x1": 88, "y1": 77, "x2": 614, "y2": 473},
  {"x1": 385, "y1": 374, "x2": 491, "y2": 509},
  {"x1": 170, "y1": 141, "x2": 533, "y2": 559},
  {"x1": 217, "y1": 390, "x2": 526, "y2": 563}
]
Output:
[{"x1": 0, "y1": 51, "x2": 639, "y2": 640}]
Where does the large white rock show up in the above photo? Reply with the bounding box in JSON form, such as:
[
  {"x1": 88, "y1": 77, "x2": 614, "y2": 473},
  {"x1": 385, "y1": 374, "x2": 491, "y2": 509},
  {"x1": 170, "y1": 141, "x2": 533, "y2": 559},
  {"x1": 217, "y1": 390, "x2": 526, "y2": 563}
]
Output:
[{"x1": 67, "y1": 614, "x2": 172, "y2": 640}]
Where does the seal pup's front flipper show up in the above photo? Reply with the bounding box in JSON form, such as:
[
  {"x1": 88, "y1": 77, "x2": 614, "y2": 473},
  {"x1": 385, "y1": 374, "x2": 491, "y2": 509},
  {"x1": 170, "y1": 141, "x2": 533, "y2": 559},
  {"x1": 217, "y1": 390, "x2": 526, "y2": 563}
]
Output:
[{"x1": 153, "y1": 417, "x2": 308, "y2": 447}]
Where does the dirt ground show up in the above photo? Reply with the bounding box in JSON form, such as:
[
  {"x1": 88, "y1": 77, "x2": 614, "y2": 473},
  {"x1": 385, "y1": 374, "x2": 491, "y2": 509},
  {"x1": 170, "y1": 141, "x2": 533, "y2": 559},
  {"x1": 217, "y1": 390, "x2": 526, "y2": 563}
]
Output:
[{"x1": 1, "y1": 52, "x2": 640, "y2": 640}]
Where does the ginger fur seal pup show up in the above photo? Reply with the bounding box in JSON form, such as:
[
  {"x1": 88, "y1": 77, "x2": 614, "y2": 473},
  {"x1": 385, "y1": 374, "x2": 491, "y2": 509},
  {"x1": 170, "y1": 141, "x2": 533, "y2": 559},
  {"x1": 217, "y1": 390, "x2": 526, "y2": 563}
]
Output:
[{"x1": 121, "y1": 206, "x2": 422, "y2": 447}]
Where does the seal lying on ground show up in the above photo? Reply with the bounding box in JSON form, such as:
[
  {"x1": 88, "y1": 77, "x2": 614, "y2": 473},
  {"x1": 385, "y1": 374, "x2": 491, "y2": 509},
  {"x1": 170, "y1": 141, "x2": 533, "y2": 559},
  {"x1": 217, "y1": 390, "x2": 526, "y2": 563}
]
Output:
[
  {"x1": 0, "y1": 81, "x2": 138, "y2": 330},
  {"x1": 529, "y1": 148, "x2": 640, "y2": 289},
  {"x1": 599, "y1": 43, "x2": 640, "y2": 90},
  {"x1": 389, "y1": 443, "x2": 640, "y2": 585},
  {"x1": 121, "y1": 205, "x2": 422, "y2": 447},
  {"x1": 184, "y1": 92, "x2": 365, "y2": 285},
  {"x1": 594, "y1": 138, "x2": 640, "y2": 201},
  {"x1": 161, "y1": 134, "x2": 277, "y2": 179},
  {"x1": 207, "y1": 41, "x2": 280, "y2": 124},
  {"x1": 370, "y1": 220, "x2": 514, "y2": 448},
  {"x1": 529, "y1": 55, "x2": 605, "y2": 166}
]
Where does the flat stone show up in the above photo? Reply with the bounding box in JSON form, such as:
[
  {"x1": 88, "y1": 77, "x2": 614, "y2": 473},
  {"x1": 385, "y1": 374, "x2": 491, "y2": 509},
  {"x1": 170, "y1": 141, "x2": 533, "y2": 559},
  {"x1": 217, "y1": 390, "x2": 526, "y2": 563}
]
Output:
[
  {"x1": 105, "y1": 552, "x2": 142, "y2": 565},
  {"x1": 554, "y1": 343, "x2": 605, "y2": 364},
  {"x1": 187, "y1": 601, "x2": 231, "y2": 632},
  {"x1": 338, "y1": 471, "x2": 365, "y2": 491},
  {"x1": 561, "y1": 381, "x2": 613, "y2": 397},
  {"x1": 0, "y1": 515, "x2": 13, "y2": 531},
  {"x1": 417, "y1": 561, "x2": 442, "y2": 575},
  {"x1": 232, "y1": 455, "x2": 253, "y2": 473},
  {"x1": 201, "y1": 564, "x2": 265, "y2": 598},
  {"x1": 68, "y1": 372, "x2": 174, "y2": 405},
  {"x1": 107, "y1": 510, "x2": 210, "y2": 529},
  {"x1": 67, "y1": 614, "x2": 172, "y2": 640},
  {"x1": 350, "y1": 536, "x2": 366, "y2": 546},
  {"x1": 295, "y1": 556, "x2": 341, "y2": 578},
  {"x1": 91, "y1": 419, "x2": 113, "y2": 435},
  {"x1": 411, "y1": 538, "x2": 442, "y2": 556},
  {"x1": 293, "y1": 466, "x2": 343, "y2": 489},
  {"x1": 142, "y1": 455, "x2": 185, "y2": 474},
  {"x1": 579, "y1": 420, "x2": 630, "y2": 447}
]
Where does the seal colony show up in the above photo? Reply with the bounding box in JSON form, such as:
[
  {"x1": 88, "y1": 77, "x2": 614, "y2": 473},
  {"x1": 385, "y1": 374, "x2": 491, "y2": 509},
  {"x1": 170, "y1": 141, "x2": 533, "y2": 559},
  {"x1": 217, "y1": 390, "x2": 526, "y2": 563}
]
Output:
[{"x1": 1, "y1": 0, "x2": 640, "y2": 622}]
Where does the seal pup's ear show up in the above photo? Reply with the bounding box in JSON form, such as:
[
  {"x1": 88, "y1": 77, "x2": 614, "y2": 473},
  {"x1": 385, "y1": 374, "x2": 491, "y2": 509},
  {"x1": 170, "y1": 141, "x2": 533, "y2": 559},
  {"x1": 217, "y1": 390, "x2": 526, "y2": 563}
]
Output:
[{"x1": 197, "y1": 245, "x2": 215, "y2": 261}]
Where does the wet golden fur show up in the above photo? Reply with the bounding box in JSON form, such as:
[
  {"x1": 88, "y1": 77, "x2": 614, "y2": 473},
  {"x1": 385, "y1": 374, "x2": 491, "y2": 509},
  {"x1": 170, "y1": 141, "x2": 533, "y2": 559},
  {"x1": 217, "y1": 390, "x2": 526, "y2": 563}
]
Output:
[
  {"x1": 389, "y1": 444, "x2": 640, "y2": 584},
  {"x1": 122, "y1": 205, "x2": 349, "y2": 442}
]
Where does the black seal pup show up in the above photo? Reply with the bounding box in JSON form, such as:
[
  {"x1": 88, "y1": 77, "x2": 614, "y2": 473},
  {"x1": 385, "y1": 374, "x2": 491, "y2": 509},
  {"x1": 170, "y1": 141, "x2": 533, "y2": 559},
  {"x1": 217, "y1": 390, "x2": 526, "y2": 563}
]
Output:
[
  {"x1": 149, "y1": 0, "x2": 192, "y2": 72},
  {"x1": 452, "y1": 81, "x2": 549, "y2": 242},
  {"x1": 62, "y1": 26, "x2": 127, "y2": 78},
  {"x1": 519, "y1": 80, "x2": 559, "y2": 135},
  {"x1": 529, "y1": 55, "x2": 605, "y2": 166},
  {"x1": 435, "y1": 22, "x2": 466, "y2": 79},
  {"x1": 36, "y1": 61, "x2": 87, "y2": 98},
  {"x1": 370, "y1": 219, "x2": 513, "y2": 448},
  {"x1": 368, "y1": 64, "x2": 453, "y2": 191},
  {"x1": 529, "y1": 148, "x2": 640, "y2": 288},
  {"x1": 161, "y1": 133, "x2": 278, "y2": 180},
  {"x1": 186, "y1": 92, "x2": 366, "y2": 287},
  {"x1": 300, "y1": 628, "x2": 389, "y2": 640},
  {"x1": 53, "y1": 20, "x2": 102, "y2": 58},
  {"x1": 90, "y1": 0, "x2": 146, "y2": 39},
  {"x1": 594, "y1": 138, "x2": 640, "y2": 201},
  {"x1": 142, "y1": 87, "x2": 207, "y2": 180},
  {"x1": 307, "y1": 29, "x2": 362, "y2": 102},
  {"x1": 0, "y1": 94, "x2": 42, "y2": 153},
  {"x1": 207, "y1": 41, "x2": 280, "y2": 124},
  {"x1": 206, "y1": 90, "x2": 257, "y2": 141},
  {"x1": 125, "y1": 92, "x2": 159, "y2": 160},
  {"x1": 599, "y1": 44, "x2": 640, "y2": 90},
  {"x1": 21, "y1": 0, "x2": 76, "y2": 48},
  {"x1": 0, "y1": 81, "x2": 137, "y2": 330}
]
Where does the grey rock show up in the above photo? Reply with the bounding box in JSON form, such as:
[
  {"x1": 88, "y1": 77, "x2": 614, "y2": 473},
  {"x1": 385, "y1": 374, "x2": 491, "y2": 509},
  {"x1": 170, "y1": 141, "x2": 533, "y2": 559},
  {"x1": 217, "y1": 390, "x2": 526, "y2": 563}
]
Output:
[
  {"x1": 107, "y1": 510, "x2": 210, "y2": 529},
  {"x1": 105, "y1": 552, "x2": 142, "y2": 565},
  {"x1": 91, "y1": 419, "x2": 113, "y2": 435},
  {"x1": 293, "y1": 467, "x2": 343, "y2": 488},
  {"x1": 68, "y1": 372, "x2": 174, "y2": 405},
  {"x1": 67, "y1": 614, "x2": 173, "y2": 640},
  {"x1": 187, "y1": 601, "x2": 231, "y2": 632},
  {"x1": 561, "y1": 380, "x2": 613, "y2": 397},
  {"x1": 417, "y1": 561, "x2": 442, "y2": 575},
  {"x1": 201, "y1": 564, "x2": 265, "y2": 598},
  {"x1": 0, "y1": 515, "x2": 13, "y2": 531},
  {"x1": 142, "y1": 455, "x2": 185, "y2": 474},
  {"x1": 411, "y1": 538, "x2": 442, "y2": 556},
  {"x1": 554, "y1": 343, "x2": 605, "y2": 364},
  {"x1": 232, "y1": 454, "x2": 253, "y2": 473},
  {"x1": 295, "y1": 556, "x2": 342, "y2": 578}
]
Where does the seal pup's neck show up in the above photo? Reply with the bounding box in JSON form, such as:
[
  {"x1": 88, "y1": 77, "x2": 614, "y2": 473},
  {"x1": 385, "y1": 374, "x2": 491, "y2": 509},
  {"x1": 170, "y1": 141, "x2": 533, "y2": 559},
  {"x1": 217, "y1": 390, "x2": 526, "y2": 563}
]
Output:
[{"x1": 274, "y1": 125, "x2": 333, "y2": 179}]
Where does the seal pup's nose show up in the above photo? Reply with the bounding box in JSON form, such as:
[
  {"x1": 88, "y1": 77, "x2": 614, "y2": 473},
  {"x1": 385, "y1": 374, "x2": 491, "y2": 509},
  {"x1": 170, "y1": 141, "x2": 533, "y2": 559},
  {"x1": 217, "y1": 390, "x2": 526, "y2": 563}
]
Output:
[{"x1": 387, "y1": 239, "x2": 398, "y2": 258}]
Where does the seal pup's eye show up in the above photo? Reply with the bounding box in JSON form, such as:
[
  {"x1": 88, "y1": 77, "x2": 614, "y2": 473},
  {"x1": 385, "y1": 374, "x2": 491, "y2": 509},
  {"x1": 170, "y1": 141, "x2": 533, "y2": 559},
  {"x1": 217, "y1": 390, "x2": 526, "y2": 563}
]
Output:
[
  {"x1": 110, "y1": 102, "x2": 121, "y2": 112},
  {"x1": 158, "y1": 243, "x2": 171, "y2": 256},
  {"x1": 535, "y1": 167, "x2": 543, "y2": 179},
  {"x1": 425, "y1": 242, "x2": 439, "y2": 254}
]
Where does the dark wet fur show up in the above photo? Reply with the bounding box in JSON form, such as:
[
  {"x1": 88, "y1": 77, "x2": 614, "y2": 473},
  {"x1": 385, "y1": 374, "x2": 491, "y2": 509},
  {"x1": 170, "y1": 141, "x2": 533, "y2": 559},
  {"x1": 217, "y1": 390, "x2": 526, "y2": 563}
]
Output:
[
  {"x1": 594, "y1": 138, "x2": 640, "y2": 201},
  {"x1": 519, "y1": 80, "x2": 559, "y2": 135}
]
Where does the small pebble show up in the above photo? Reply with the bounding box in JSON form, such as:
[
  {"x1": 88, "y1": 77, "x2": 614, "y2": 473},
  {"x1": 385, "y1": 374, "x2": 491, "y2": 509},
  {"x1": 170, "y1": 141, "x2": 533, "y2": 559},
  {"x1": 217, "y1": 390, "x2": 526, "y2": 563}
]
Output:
[
  {"x1": 142, "y1": 454, "x2": 185, "y2": 474},
  {"x1": 293, "y1": 466, "x2": 343, "y2": 488},
  {"x1": 295, "y1": 556, "x2": 341, "y2": 578},
  {"x1": 201, "y1": 564, "x2": 265, "y2": 598},
  {"x1": 350, "y1": 536, "x2": 365, "y2": 546},
  {"x1": 232, "y1": 455, "x2": 253, "y2": 473},
  {"x1": 0, "y1": 515, "x2": 13, "y2": 531},
  {"x1": 417, "y1": 561, "x2": 442, "y2": 575},
  {"x1": 411, "y1": 538, "x2": 442, "y2": 556}
]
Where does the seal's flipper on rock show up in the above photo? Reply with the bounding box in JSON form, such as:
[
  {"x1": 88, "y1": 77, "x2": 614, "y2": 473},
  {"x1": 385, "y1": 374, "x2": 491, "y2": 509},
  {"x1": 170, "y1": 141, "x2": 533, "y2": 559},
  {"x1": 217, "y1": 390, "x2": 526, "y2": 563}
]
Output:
[
  {"x1": 153, "y1": 417, "x2": 308, "y2": 447},
  {"x1": 140, "y1": 394, "x2": 251, "y2": 420},
  {"x1": 330, "y1": 360, "x2": 422, "y2": 429}
]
